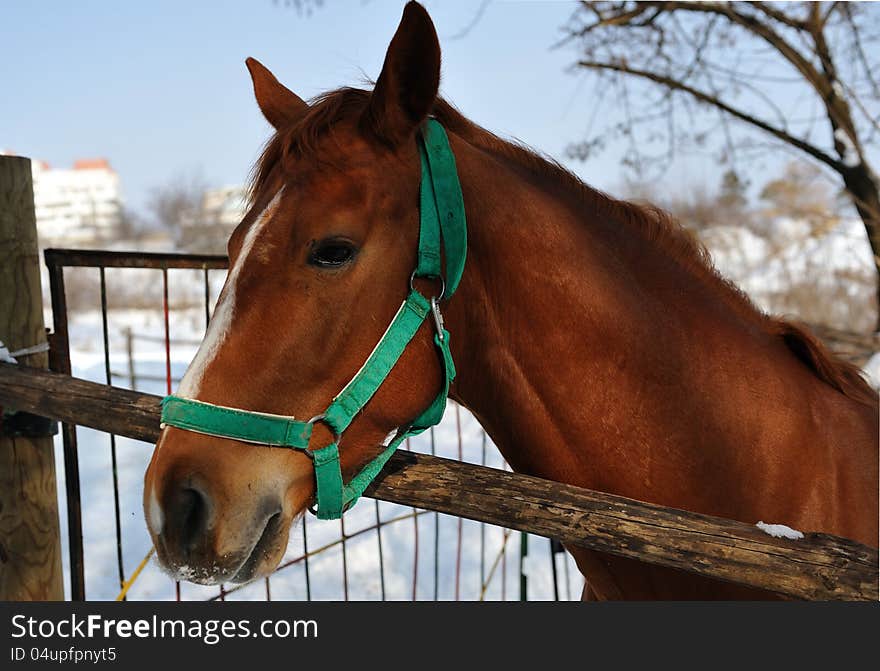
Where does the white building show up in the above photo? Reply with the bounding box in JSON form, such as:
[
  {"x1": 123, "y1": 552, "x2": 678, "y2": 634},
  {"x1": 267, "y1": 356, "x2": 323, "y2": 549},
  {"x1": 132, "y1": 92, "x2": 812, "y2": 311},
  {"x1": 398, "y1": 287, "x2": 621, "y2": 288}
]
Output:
[{"x1": 30, "y1": 158, "x2": 123, "y2": 245}]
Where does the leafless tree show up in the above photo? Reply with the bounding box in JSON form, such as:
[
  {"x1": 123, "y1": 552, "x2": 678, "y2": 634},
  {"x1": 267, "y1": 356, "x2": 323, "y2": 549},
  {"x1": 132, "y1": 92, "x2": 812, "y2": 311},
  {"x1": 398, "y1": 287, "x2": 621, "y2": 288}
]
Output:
[
  {"x1": 560, "y1": 1, "x2": 880, "y2": 327},
  {"x1": 115, "y1": 207, "x2": 142, "y2": 241},
  {"x1": 146, "y1": 173, "x2": 207, "y2": 243}
]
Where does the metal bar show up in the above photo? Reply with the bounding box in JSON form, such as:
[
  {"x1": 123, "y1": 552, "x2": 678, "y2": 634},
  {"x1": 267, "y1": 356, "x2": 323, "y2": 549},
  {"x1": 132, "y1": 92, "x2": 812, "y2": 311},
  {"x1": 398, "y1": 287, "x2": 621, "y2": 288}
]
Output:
[
  {"x1": 110, "y1": 371, "x2": 182, "y2": 385},
  {"x1": 454, "y1": 404, "x2": 463, "y2": 601},
  {"x1": 203, "y1": 266, "x2": 212, "y2": 328},
  {"x1": 340, "y1": 515, "x2": 349, "y2": 601},
  {"x1": 520, "y1": 532, "x2": 528, "y2": 601},
  {"x1": 550, "y1": 538, "x2": 566, "y2": 601},
  {"x1": 550, "y1": 538, "x2": 560, "y2": 601},
  {"x1": 116, "y1": 332, "x2": 203, "y2": 346},
  {"x1": 302, "y1": 516, "x2": 311, "y2": 601},
  {"x1": 502, "y1": 534, "x2": 508, "y2": 599},
  {"x1": 407, "y1": 437, "x2": 419, "y2": 601},
  {"x1": 99, "y1": 269, "x2": 126, "y2": 595},
  {"x1": 264, "y1": 576, "x2": 271, "y2": 601},
  {"x1": 161, "y1": 268, "x2": 172, "y2": 397},
  {"x1": 480, "y1": 430, "x2": 486, "y2": 594},
  {"x1": 430, "y1": 426, "x2": 438, "y2": 601},
  {"x1": 563, "y1": 545, "x2": 571, "y2": 600},
  {"x1": 374, "y1": 500, "x2": 386, "y2": 601},
  {"x1": 502, "y1": 463, "x2": 508, "y2": 601},
  {"x1": 44, "y1": 248, "x2": 228, "y2": 270},
  {"x1": 45, "y1": 260, "x2": 85, "y2": 601}
]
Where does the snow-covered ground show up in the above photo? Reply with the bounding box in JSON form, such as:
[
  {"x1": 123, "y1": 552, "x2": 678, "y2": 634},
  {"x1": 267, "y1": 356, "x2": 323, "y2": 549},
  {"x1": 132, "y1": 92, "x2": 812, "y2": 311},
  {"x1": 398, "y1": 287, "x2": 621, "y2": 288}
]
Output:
[
  {"x1": 863, "y1": 352, "x2": 880, "y2": 389},
  {"x1": 50, "y1": 267, "x2": 582, "y2": 601}
]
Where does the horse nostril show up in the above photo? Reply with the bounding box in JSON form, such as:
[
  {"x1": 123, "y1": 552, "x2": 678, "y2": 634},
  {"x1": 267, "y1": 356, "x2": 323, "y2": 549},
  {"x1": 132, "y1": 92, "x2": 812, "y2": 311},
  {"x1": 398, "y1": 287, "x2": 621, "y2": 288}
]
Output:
[
  {"x1": 165, "y1": 485, "x2": 211, "y2": 553},
  {"x1": 182, "y1": 489, "x2": 207, "y2": 546}
]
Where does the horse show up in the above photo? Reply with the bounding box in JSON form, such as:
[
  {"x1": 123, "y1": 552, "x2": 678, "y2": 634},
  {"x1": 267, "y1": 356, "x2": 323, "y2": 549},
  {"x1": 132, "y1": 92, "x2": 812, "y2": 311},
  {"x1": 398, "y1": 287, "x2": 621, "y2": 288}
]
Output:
[{"x1": 143, "y1": 1, "x2": 879, "y2": 599}]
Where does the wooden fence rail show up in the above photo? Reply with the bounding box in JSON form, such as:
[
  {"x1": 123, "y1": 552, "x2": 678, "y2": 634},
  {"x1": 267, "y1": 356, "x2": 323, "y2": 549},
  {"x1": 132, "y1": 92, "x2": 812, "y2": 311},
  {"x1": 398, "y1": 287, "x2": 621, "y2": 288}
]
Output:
[{"x1": 0, "y1": 362, "x2": 877, "y2": 601}]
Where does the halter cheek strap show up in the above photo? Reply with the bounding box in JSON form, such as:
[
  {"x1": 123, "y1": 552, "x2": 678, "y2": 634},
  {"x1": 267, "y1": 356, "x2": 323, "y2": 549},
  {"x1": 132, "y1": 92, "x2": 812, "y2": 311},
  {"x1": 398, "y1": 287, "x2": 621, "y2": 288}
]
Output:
[{"x1": 160, "y1": 119, "x2": 466, "y2": 520}]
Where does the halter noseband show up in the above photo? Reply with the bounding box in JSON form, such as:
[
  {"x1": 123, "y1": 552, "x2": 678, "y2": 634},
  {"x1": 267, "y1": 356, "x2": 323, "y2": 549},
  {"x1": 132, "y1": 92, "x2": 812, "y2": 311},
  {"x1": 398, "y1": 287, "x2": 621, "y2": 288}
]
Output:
[{"x1": 160, "y1": 119, "x2": 467, "y2": 520}]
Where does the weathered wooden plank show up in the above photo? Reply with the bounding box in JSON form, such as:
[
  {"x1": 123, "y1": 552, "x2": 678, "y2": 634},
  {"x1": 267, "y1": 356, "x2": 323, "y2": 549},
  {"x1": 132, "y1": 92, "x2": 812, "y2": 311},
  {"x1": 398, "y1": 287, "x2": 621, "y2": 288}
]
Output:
[
  {"x1": 0, "y1": 362, "x2": 876, "y2": 600},
  {"x1": 0, "y1": 156, "x2": 64, "y2": 600},
  {"x1": 0, "y1": 364, "x2": 160, "y2": 444},
  {"x1": 369, "y1": 452, "x2": 878, "y2": 601}
]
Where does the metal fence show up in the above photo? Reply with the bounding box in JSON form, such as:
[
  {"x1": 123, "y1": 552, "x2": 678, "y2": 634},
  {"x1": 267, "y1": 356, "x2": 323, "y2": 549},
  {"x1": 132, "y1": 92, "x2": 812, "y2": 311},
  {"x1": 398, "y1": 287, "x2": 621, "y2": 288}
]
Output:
[{"x1": 43, "y1": 248, "x2": 580, "y2": 602}]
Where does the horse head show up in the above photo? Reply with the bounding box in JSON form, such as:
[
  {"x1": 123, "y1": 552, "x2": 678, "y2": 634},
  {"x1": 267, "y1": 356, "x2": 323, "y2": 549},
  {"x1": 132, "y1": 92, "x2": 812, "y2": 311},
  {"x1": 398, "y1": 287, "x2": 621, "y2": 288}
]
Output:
[{"x1": 143, "y1": 2, "x2": 453, "y2": 584}]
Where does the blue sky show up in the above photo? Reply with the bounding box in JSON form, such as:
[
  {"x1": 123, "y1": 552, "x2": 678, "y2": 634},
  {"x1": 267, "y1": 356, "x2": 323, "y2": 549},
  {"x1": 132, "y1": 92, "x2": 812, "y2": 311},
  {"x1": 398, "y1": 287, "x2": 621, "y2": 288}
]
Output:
[{"x1": 0, "y1": 0, "x2": 825, "y2": 219}]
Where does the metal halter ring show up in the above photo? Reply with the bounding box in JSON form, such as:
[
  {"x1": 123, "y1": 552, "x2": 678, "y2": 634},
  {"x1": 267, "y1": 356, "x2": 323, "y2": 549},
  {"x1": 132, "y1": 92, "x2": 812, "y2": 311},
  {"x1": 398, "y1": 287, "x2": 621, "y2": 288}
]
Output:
[
  {"x1": 308, "y1": 499, "x2": 353, "y2": 518},
  {"x1": 302, "y1": 414, "x2": 341, "y2": 455},
  {"x1": 409, "y1": 270, "x2": 445, "y2": 302}
]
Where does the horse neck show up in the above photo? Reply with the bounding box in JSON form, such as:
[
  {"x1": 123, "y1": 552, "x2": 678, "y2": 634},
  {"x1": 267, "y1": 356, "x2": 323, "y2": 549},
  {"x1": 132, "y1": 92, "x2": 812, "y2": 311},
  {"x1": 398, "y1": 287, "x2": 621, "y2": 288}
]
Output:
[
  {"x1": 443, "y1": 137, "x2": 664, "y2": 492},
  {"x1": 441, "y1": 134, "x2": 874, "y2": 521}
]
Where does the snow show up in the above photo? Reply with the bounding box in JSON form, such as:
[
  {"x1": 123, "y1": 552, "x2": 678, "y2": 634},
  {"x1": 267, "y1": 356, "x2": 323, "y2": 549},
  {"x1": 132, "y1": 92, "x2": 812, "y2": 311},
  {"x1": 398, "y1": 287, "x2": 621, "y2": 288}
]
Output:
[
  {"x1": 703, "y1": 217, "x2": 880, "y2": 390},
  {"x1": 863, "y1": 352, "x2": 880, "y2": 389},
  {"x1": 702, "y1": 216, "x2": 876, "y2": 336},
  {"x1": 756, "y1": 522, "x2": 804, "y2": 540},
  {"x1": 705, "y1": 217, "x2": 873, "y2": 299},
  {"x1": 833, "y1": 128, "x2": 860, "y2": 168},
  {"x1": 0, "y1": 340, "x2": 16, "y2": 364}
]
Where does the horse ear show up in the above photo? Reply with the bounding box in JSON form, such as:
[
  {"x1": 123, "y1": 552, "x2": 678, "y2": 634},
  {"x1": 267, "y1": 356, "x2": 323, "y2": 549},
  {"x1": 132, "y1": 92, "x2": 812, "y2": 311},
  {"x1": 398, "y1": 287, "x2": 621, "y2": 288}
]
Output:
[
  {"x1": 245, "y1": 57, "x2": 307, "y2": 130},
  {"x1": 364, "y1": 1, "x2": 441, "y2": 146}
]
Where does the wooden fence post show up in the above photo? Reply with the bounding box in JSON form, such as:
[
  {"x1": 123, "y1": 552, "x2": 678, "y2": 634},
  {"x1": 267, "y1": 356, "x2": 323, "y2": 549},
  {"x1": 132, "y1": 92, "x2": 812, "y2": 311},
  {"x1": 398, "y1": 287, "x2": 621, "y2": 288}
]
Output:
[{"x1": 0, "y1": 155, "x2": 64, "y2": 600}]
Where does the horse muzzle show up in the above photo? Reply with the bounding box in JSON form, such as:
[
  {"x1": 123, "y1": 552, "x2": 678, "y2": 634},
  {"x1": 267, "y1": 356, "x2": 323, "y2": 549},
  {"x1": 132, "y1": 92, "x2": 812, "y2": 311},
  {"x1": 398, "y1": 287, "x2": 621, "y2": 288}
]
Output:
[{"x1": 143, "y1": 431, "x2": 311, "y2": 585}]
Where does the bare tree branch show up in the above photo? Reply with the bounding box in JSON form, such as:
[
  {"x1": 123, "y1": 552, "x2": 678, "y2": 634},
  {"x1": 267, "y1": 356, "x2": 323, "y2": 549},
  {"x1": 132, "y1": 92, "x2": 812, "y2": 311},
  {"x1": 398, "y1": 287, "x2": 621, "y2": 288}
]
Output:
[
  {"x1": 577, "y1": 59, "x2": 845, "y2": 172},
  {"x1": 842, "y1": 3, "x2": 880, "y2": 98},
  {"x1": 747, "y1": 2, "x2": 808, "y2": 31},
  {"x1": 821, "y1": 1, "x2": 841, "y2": 29},
  {"x1": 447, "y1": 0, "x2": 492, "y2": 40},
  {"x1": 645, "y1": 1, "x2": 829, "y2": 97}
]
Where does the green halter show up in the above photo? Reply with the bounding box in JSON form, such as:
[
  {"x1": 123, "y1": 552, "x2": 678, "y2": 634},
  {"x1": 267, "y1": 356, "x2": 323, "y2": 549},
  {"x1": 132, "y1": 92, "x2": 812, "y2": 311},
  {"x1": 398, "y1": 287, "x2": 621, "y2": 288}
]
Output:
[{"x1": 160, "y1": 119, "x2": 466, "y2": 520}]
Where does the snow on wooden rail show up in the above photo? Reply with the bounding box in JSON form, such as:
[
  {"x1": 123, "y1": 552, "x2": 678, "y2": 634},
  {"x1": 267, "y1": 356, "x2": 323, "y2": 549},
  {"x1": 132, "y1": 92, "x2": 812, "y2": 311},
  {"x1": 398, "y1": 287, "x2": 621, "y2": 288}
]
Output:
[{"x1": 0, "y1": 362, "x2": 877, "y2": 601}]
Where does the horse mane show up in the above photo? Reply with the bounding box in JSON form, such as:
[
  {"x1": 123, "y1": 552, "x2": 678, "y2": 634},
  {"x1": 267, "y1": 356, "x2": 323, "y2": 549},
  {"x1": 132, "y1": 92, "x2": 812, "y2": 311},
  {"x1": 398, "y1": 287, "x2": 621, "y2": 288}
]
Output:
[
  {"x1": 249, "y1": 86, "x2": 878, "y2": 408},
  {"x1": 770, "y1": 320, "x2": 877, "y2": 406}
]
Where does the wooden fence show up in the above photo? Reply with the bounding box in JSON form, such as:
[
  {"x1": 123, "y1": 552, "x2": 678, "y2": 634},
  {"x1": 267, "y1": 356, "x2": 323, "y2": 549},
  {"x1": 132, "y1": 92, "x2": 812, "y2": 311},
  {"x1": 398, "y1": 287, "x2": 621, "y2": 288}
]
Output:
[
  {"x1": 1, "y1": 361, "x2": 876, "y2": 601},
  {"x1": 0, "y1": 156, "x2": 63, "y2": 599}
]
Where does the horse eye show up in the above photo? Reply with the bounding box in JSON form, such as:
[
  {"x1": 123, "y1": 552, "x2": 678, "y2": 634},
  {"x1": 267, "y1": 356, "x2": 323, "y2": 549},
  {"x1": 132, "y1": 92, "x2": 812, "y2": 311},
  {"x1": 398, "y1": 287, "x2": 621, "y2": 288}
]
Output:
[{"x1": 309, "y1": 239, "x2": 357, "y2": 268}]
